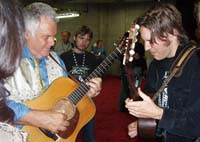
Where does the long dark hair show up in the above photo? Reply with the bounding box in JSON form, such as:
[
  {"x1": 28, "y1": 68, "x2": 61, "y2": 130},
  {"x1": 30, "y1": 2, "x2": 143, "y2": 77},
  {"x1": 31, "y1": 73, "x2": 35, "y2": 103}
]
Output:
[
  {"x1": 0, "y1": 0, "x2": 24, "y2": 123},
  {"x1": 137, "y1": 3, "x2": 188, "y2": 46}
]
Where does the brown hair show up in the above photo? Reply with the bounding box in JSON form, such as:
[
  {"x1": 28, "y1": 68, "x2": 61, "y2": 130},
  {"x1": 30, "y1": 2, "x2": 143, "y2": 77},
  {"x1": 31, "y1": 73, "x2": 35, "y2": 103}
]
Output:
[
  {"x1": 74, "y1": 25, "x2": 93, "y2": 39},
  {"x1": 137, "y1": 3, "x2": 188, "y2": 45}
]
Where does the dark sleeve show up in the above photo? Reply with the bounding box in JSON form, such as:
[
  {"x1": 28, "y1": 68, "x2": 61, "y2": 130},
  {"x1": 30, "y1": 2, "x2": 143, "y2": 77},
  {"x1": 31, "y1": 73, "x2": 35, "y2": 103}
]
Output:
[
  {"x1": 143, "y1": 60, "x2": 158, "y2": 94},
  {"x1": 158, "y1": 52, "x2": 200, "y2": 139},
  {"x1": 60, "y1": 51, "x2": 73, "y2": 71}
]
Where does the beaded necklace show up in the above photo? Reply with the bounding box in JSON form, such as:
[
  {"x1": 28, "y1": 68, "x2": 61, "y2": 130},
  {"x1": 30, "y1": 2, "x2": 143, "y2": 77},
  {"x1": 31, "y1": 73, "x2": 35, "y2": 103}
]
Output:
[{"x1": 72, "y1": 51, "x2": 86, "y2": 67}]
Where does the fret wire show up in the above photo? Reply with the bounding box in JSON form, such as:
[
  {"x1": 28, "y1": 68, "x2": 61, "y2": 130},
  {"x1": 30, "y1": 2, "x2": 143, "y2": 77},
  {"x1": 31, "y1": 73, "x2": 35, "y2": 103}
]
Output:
[
  {"x1": 94, "y1": 69, "x2": 103, "y2": 76},
  {"x1": 72, "y1": 90, "x2": 81, "y2": 103},
  {"x1": 96, "y1": 66, "x2": 103, "y2": 73},
  {"x1": 106, "y1": 55, "x2": 116, "y2": 64},
  {"x1": 75, "y1": 88, "x2": 84, "y2": 100},
  {"x1": 69, "y1": 48, "x2": 123, "y2": 105},
  {"x1": 88, "y1": 69, "x2": 102, "y2": 78},
  {"x1": 116, "y1": 47, "x2": 122, "y2": 53},
  {"x1": 77, "y1": 83, "x2": 89, "y2": 94},
  {"x1": 80, "y1": 83, "x2": 90, "y2": 94},
  {"x1": 107, "y1": 54, "x2": 115, "y2": 61},
  {"x1": 105, "y1": 58, "x2": 113, "y2": 64},
  {"x1": 99, "y1": 63, "x2": 107, "y2": 70},
  {"x1": 90, "y1": 71, "x2": 99, "y2": 79},
  {"x1": 101, "y1": 61, "x2": 109, "y2": 68},
  {"x1": 86, "y1": 70, "x2": 100, "y2": 80},
  {"x1": 69, "y1": 87, "x2": 85, "y2": 104},
  {"x1": 92, "y1": 69, "x2": 102, "y2": 76},
  {"x1": 69, "y1": 89, "x2": 82, "y2": 105},
  {"x1": 87, "y1": 49, "x2": 122, "y2": 81},
  {"x1": 68, "y1": 92, "x2": 77, "y2": 104},
  {"x1": 112, "y1": 50, "x2": 120, "y2": 58}
]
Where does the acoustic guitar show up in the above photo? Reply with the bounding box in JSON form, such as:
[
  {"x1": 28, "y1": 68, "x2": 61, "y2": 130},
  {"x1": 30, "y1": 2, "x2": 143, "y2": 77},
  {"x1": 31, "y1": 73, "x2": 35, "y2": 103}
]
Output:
[
  {"x1": 123, "y1": 24, "x2": 157, "y2": 141},
  {"x1": 22, "y1": 32, "x2": 129, "y2": 142}
]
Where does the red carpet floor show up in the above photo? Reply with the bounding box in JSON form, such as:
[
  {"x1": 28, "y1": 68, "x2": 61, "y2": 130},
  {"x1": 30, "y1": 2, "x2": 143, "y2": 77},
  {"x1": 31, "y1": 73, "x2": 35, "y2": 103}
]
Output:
[
  {"x1": 76, "y1": 75, "x2": 147, "y2": 142},
  {"x1": 93, "y1": 75, "x2": 146, "y2": 142}
]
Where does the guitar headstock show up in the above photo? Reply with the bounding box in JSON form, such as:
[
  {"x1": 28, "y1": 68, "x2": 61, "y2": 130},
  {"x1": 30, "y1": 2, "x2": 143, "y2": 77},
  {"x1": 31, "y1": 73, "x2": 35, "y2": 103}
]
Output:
[
  {"x1": 114, "y1": 32, "x2": 129, "y2": 49},
  {"x1": 123, "y1": 24, "x2": 140, "y2": 65}
]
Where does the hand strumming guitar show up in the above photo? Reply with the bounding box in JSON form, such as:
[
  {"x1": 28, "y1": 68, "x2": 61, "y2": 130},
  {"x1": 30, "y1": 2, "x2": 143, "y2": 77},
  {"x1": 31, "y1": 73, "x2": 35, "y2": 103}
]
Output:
[
  {"x1": 17, "y1": 110, "x2": 69, "y2": 134},
  {"x1": 125, "y1": 88, "x2": 163, "y2": 139}
]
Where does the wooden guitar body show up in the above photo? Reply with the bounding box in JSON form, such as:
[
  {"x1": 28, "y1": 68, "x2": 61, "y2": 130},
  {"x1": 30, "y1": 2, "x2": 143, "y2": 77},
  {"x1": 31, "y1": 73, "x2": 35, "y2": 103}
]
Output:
[
  {"x1": 22, "y1": 77, "x2": 96, "y2": 142},
  {"x1": 137, "y1": 118, "x2": 157, "y2": 141}
]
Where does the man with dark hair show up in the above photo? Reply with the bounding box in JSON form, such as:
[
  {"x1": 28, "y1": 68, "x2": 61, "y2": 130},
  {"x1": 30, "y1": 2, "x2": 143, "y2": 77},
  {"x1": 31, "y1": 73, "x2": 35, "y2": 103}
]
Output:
[
  {"x1": 125, "y1": 3, "x2": 200, "y2": 142},
  {"x1": 61, "y1": 25, "x2": 101, "y2": 142}
]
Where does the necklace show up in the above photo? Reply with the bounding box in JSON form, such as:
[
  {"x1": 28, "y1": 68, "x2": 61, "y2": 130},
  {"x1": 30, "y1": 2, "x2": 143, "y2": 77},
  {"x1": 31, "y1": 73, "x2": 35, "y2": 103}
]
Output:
[{"x1": 72, "y1": 51, "x2": 85, "y2": 67}]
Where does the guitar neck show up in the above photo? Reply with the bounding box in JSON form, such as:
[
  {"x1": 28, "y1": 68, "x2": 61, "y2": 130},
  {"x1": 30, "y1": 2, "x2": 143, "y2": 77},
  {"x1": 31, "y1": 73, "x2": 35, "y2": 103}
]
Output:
[
  {"x1": 68, "y1": 47, "x2": 123, "y2": 105},
  {"x1": 86, "y1": 48, "x2": 122, "y2": 81}
]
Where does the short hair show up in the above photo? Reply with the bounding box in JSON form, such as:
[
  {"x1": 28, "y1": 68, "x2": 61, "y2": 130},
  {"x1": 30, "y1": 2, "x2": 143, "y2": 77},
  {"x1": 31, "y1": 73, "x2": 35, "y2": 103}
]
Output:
[
  {"x1": 137, "y1": 3, "x2": 188, "y2": 45},
  {"x1": 0, "y1": 0, "x2": 25, "y2": 123},
  {"x1": 75, "y1": 25, "x2": 93, "y2": 39},
  {"x1": 61, "y1": 31, "x2": 71, "y2": 37},
  {"x1": 23, "y1": 2, "x2": 58, "y2": 36}
]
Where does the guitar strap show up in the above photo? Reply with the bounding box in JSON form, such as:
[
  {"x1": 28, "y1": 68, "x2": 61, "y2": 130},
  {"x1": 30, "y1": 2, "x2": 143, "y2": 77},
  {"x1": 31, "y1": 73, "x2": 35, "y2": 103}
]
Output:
[{"x1": 152, "y1": 45, "x2": 199, "y2": 101}]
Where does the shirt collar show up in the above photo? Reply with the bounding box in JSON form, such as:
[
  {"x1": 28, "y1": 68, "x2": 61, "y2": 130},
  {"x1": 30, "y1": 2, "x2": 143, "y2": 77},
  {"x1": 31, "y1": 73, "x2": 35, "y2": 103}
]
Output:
[
  {"x1": 22, "y1": 47, "x2": 48, "y2": 61},
  {"x1": 22, "y1": 47, "x2": 33, "y2": 59}
]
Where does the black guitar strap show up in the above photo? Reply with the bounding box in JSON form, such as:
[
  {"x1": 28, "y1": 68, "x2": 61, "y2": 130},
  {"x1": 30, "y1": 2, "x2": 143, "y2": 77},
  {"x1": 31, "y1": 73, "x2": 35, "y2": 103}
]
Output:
[{"x1": 152, "y1": 45, "x2": 199, "y2": 101}]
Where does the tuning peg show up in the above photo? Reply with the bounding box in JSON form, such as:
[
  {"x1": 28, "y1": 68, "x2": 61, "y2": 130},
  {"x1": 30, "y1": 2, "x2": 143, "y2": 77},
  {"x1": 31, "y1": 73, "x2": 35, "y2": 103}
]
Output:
[
  {"x1": 133, "y1": 38, "x2": 138, "y2": 43},
  {"x1": 129, "y1": 49, "x2": 135, "y2": 56},
  {"x1": 130, "y1": 42, "x2": 135, "y2": 49},
  {"x1": 129, "y1": 56, "x2": 133, "y2": 62},
  {"x1": 135, "y1": 24, "x2": 140, "y2": 30}
]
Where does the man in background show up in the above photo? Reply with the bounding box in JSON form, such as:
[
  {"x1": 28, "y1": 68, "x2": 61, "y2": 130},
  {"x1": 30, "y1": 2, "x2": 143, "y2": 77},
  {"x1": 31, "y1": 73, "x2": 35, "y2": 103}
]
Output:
[
  {"x1": 57, "y1": 30, "x2": 74, "y2": 54},
  {"x1": 61, "y1": 25, "x2": 102, "y2": 142},
  {"x1": 91, "y1": 39, "x2": 107, "y2": 61}
]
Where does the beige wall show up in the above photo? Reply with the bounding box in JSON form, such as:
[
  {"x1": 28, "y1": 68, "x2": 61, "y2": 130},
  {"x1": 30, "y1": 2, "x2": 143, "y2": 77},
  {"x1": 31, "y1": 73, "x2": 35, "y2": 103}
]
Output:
[{"x1": 56, "y1": 2, "x2": 153, "y2": 76}]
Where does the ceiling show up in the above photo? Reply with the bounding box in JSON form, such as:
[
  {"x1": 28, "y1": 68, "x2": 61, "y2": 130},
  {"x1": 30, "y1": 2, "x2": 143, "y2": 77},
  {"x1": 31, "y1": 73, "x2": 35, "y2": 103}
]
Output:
[
  {"x1": 20, "y1": 0, "x2": 155, "y2": 14},
  {"x1": 21, "y1": 0, "x2": 154, "y2": 6}
]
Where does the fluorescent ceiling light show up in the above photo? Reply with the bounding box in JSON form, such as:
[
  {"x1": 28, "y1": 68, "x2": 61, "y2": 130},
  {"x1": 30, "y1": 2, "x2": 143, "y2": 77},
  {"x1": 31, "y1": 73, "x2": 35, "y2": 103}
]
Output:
[{"x1": 57, "y1": 11, "x2": 80, "y2": 19}]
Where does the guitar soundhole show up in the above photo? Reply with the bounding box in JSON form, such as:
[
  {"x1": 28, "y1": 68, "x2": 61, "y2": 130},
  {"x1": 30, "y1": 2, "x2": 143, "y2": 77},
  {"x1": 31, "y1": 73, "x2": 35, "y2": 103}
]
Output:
[
  {"x1": 54, "y1": 98, "x2": 80, "y2": 138},
  {"x1": 39, "y1": 97, "x2": 79, "y2": 140},
  {"x1": 53, "y1": 98, "x2": 76, "y2": 119},
  {"x1": 40, "y1": 109, "x2": 80, "y2": 140},
  {"x1": 58, "y1": 109, "x2": 79, "y2": 138}
]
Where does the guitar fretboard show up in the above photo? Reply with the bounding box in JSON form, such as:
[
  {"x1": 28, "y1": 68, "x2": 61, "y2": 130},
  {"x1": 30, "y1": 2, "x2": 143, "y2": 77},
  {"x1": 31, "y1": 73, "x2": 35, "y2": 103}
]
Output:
[{"x1": 68, "y1": 47, "x2": 122, "y2": 105}]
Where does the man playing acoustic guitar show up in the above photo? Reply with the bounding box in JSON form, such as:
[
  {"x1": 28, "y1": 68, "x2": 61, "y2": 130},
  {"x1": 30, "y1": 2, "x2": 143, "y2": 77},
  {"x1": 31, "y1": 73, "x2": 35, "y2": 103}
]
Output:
[
  {"x1": 4, "y1": 2, "x2": 102, "y2": 142},
  {"x1": 125, "y1": 3, "x2": 200, "y2": 142}
]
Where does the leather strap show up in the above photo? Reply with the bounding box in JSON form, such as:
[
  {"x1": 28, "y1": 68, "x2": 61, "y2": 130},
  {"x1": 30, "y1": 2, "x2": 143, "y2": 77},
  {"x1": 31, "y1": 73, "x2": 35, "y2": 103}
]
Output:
[{"x1": 152, "y1": 45, "x2": 198, "y2": 101}]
